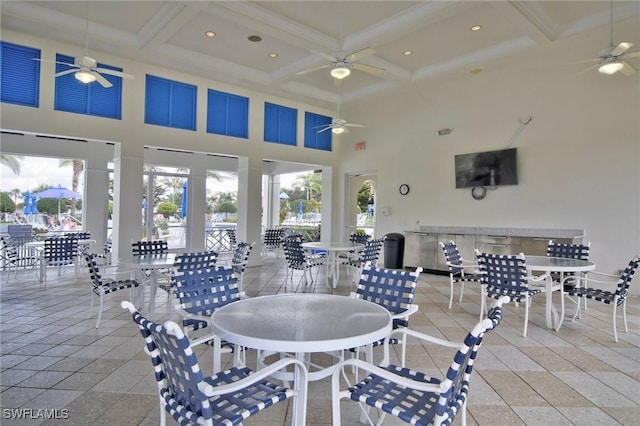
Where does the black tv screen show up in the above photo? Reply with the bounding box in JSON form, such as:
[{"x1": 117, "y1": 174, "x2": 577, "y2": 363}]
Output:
[{"x1": 455, "y1": 148, "x2": 518, "y2": 188}]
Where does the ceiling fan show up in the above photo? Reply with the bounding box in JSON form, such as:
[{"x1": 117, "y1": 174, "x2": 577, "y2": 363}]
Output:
[
  {"x1": 37, "y1": 2, "x2": 134, "y2": 88},
  {"x1": 53, "y1": 55, "x2": 134, "y2": 88},
  {"x1": 578, "y1": 1, "x2": 639, "y2": 76},
  {"x1": 316, "y1": 103, "x2": 364, "y2": 134},
  {"x1": 297, "y1": 47, "x2": 385, "y2": 80}
]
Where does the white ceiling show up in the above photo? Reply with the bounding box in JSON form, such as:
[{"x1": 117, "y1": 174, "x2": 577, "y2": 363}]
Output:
[{"x1": 2, "y1": 1, "x2": 639, "y2": 110}]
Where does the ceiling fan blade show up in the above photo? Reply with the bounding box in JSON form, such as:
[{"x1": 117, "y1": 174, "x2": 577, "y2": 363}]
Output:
[
  {"x1": 317, "y1": 126, "x2": 332, "y2": 133},
  {"x1": 296, "y1": 64, "x2": 331, "y2": 76},
  {"x1": 344, "y1": 123, "x2": 365, "y2": 128},
  {"x1": 569, "y1": 58, "x2": 601, "y2": 64},
  {"x1": 620, "y1": 61, "x2": 637, "y2": 76},
  {"x1": 611, "y1": 42, "x2": 633, "y2": 57},
  {"x1": 578, "y1": 63, "x2": 601, "y2": 75},
  {"x1": 93, "y1": 72, "x2": 113, "y2": 88},
  {"x1": 622, "y1": 51, "x2": 640, "y2": 59},
  {"x1": 95, "y1": 67, "x2": 135, "y2": 79},
  {"x1": 76, "y1": 56, "x2": 97, "y2": 68},
  {"x1": 352, "y1": 62, "x2": 385, "y2": 76},
  {"x1": 346, "y1": 47, "x2": 375, "y2": 62},
  {"x1": 54, "y1": 68, "x2": 78, "y2": 77}
]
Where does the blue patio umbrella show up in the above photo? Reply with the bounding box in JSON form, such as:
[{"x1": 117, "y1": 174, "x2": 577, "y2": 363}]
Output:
[
  {"x1": 298, "y1": 200, "x2": 303, "y2": 218},
  {"x1": 279, "y1": 192, "x2": 289, "y2": 199},
  {"x1": 33, "y1": 185, "x2": 82, "y2": 216},
  {"x1": 31, "y1": 196, "x2": 39, "y2": 214},
  {"x1": 181, "y1": 181, "x2": 188, "y2": 218},
  {"x1": 23, "y1": 191, "x2": 33, "y2": 215}
]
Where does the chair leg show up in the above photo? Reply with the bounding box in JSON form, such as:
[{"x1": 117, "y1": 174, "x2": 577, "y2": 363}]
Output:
[
  {"x1": 449, "y1": 277, "x2": 455, "y2": 310},
  {"x1": 556, "y1": 287, "x2": 565, "y2": 332},
  {"x1": 612, "y1": 304, "x2": 618, "y2": 343},
  {"x1": 523, "y1": 296, "x2": 530, "y2": 337},
  {"x1": 95, "y1": 294, "x2": 104, "y2": 328},
  {"x1": 622, "y1": 300, "x2": 628, "y2": 333},
  {"x1": 459, "y1": 280, "x2": 465, "y2": 303}
]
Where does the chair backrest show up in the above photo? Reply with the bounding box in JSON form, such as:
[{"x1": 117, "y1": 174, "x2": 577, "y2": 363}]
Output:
[
  {"x1": 132, "y1": 240, "x2": 168, "y2": 255},
  {"x1": 82, "y1": 248, "x2": 104, "y2": 290},
  {"x1": 226, "y1": 228, "x2": 237, "y2": 247},
  {"x1": 263, "y1": 228, "x2": 284, "y2": 249},
  {"x1": 231, "y1": 242, "x2": 254, "y2": 274},
  {"x1": 546, "y1": 240, "x2": 590, "y2": 260},
  {"x1": 349, "y1": 232, "x2": 371, "y2": 245},
  {"x1": 173, "y1": 251, "x2": 218, "y2": 273},
  {"x1": 175, "y1": 267, "x2": 240, "y2": 331},
  {"x1": 0, "y1": 235, "x2": 19, "y2": 261},
  {"x1": 356, "y1": 266, "x2": 421, "y2": 328},
  {"x1": 122, "y1": 303, "x2": 214, "y2": 425},
  {"x1": 44, "y1": 237, "x2": 78, "y2": 263},
  {"x1": 615, "y1": 255, "x2": 640, "y2": 301},
  {"x1": 65, "y1": 231, "x2": 91, "y2": 241},
  {"x1": 475, "y1": 251, "x2": 530, "y2": 303},
  {"x1": 440, "y1": 240, "x2": 464, "y2": 275},
  {"x1": 359, "y1": 237, "x2": 385, "y2": 265},
  {"x1": 282, "y1": 236, "x2": 306, "y2": 268},
  {"x1": 434, "y1": 297, "x2": 507, "y2": 425}
]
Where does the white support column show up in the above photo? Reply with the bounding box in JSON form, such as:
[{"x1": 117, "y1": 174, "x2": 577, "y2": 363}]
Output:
[
  {"x1": 320, "y1": 167, "x2": 334, "y2": 241},
  {"x1": 189, "y1": 168, "x2": 207, "y2": 251},
  {"x1": 268, "y1": 174, "x2": 282, "y2": 228},
  {"x1": 237, "y1": 156, "x2": 264, "y2": 266},
  {"x1": 112, "y1": 144, "x2": 144, "y2": 265},
  {"x1": 84, "y1": 158, "x2": 110, "y2": 249}
]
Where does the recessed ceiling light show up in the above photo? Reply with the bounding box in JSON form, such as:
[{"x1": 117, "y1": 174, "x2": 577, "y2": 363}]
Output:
[
  {"x1": 248, "y1": 35, "x2": 262, "y2": 42},
  {"x1": 470, "y1": 25, "x2": 483, "y2": 32},
  {"x1": 268, "y1": 52, "x2": 278, "y2": 58},
  {"x1": 205, "y1": 31, "x2": 216, "y2": 38},
  {"x1": 470, "y1": 68, "x2": 482, "y2": 74},
  {"x1": 403, "y1": 50, "x2": 413, "y2": 56}
]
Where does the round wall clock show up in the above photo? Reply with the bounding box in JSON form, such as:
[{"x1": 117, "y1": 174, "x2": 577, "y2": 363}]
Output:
[
  {"x1": 471, "y1": 186, "x2": 486, "y2": 200},
  {"x1": 399, "y1": 184, "x2": 410, "y2": 195}
]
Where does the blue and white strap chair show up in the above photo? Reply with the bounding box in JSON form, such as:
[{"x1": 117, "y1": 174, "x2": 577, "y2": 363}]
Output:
[
  {"x1": 0, "y1": 235, "x2": 39, "y2": 282},
  {"x1": 475, "y1": 250, "x2": 548, "y2": 336},
  {"x1": 440, "y1": 240, "x2": 482, "y2": 310},
  {"x1": 350, "y1": 266, "x2": 422, "y2": 365},
  {"x1": 546, "y1": 240, "x2": 591, "y2": 308},
  {"x1": 161, "y1": 251, "x2": 219, "y2": 313},
  {"x1": 262, "y1": 228, "x2": 285, "y2": 258},
  {"x1": 174, "y1": 266, "x2": 245, "y2": 373},
  {"x1": 224, "y1": 241, "x2": 254, "y2": 292},
  {"x1": 122, "y1": 301, "x2": 308, "y2": 426},
  {"x1": 83, "y1": 247, "x2": 142, "y2": 328},
  {"x1": 342, "y1": 236, "x2": 385, "y2": 283},
  {"x1": 566, "y1": 254, "x2": 639, "y2": 342},
  {"x1": 331, "y1": 296, "x2": 509, "y2": 426},
  {"x1": 282, "y1": 236, "x2": 325, "y2": 287},
  {"x1": 43, "y1": 236, "x2": 78, "y2": 286}
]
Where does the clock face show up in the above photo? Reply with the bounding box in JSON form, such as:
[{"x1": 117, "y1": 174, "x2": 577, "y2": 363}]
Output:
[
  {"x1": 472, "y1": 186, "x2": 486, "y2": 200},
  {"x1": 399, "y1": 184, "x2": 410, "y2": 195}
]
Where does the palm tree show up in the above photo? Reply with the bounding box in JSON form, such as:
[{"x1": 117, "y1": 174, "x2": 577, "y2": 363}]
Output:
[
  {"x1": 0, "y1": 154, "x2": 22, "y2": 175},
  {"x1": 10, "y1": 188, "x2": 21, "y2": 205},
  {"x1": 295, "y1": 172, "x2": 322, "y2": 201},
  {"x1": 59, "y1": 159, "x2": 84, "y2": 215}
]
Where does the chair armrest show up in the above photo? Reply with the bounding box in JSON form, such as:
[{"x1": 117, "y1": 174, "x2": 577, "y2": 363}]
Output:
[
  {"x1": 562, "y1": 271, "x2": 617, "y2": 287},
  {"x1": 381, "y1": 327, "x2": 460, "y2": 365},
  {"x1": 390, "y1": 304, "x2": 419, "y2": 321},
  {"x1": 201, "y1": 357, "x2": 308, "y2": 396},
  {"x1": 334, "y1": 358, "x2": 443, "y2": 393},
  {"x1": 174, "y1": 306, "x2": 211, "y2": 325}
]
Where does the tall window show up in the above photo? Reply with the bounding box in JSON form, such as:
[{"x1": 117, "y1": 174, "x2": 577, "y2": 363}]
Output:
[
  {"x1": 304, "y1": 111, "x2": 332, "y2": 151},
  {"x1": 145, "y1": 75, "x2": 197, "y2": 131},
  {"x1": 264, "y1": 102, "x2": 297, "y2": 146},
  {"x1": 1, "y1": 41, "x2": 40, "y2": 107},
  {"x1": 207, "y1": 89, "x2": 249, "y2": 138}
]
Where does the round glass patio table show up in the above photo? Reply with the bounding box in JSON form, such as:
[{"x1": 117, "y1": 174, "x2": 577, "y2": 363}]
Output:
[
  {"x1": 301, "y1": 241, "x2": 364, "y2": 288},
  {"x1": 118, "y1": 253, "x2": 177, "y2": 312},
  {"x1": 211, "y1": 293, "x2": 392, "y2": 381}
]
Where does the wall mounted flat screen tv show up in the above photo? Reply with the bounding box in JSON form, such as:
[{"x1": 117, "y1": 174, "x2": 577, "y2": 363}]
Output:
[{"x1": 455, "y1": 148, "x2": 518, "y2": 188}]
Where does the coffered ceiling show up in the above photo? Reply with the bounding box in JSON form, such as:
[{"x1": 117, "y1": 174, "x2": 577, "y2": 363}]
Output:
[{"x1": 2, "y1": 1, "x2": 639, "y2": 109}]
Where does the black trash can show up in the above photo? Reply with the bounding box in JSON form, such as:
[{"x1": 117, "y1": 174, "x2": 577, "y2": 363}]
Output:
[{"x1": 383, "y1": 233, "x2": 405, "y2": 269}]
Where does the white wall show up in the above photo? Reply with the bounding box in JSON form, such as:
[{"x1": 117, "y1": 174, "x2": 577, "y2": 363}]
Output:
[{"x1": 337, "y1": 38, "x2": 640, "y2": 288}]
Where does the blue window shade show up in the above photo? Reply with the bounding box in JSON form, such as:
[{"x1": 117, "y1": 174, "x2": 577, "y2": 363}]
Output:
[
  {"x1": 1, "y1": 41, "x2": 40, "y2": 107},
  {"x1": 145, "y1": 74, "x2": 196, "y2": 131},
  {"x1": 264, "y1": 102, "x2": 297, "y2": 146},
  {"x1": 207, "y1": 89, "x2": 248, "y2": 138},
  {"x1": 304, "y1": 112, "x2": 332, "y2": 151},
  {"x1": 54, "y1": 54, "x2": 122, "y2": 119}
]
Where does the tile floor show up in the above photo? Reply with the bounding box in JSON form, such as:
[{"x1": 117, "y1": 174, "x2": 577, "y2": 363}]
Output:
[{"x1": 1, "y1": 255, "x2": 639, "y2": 425}]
